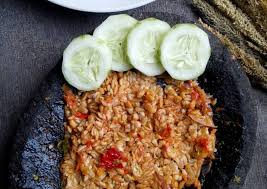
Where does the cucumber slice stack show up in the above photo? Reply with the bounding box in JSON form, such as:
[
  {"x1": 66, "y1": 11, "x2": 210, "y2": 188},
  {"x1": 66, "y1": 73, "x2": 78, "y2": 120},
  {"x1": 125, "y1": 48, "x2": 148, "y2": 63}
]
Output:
[
  {"x1": 62, "y1": 14, "x2": 211, "y2": 91},
  {"x1": 93, "y1": 14, "x2": 138, "y2": 72}
]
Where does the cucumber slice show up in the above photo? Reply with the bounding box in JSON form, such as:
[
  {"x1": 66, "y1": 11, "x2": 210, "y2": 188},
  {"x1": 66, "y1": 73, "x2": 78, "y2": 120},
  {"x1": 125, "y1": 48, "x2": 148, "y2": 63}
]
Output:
[
  {"x1": 160, "y1": 24, "x2": 211, "y2": 80},
  {"x1": 127, "y1": 18, "x2": 171, "y2": 76},
  {"x1": 93, "y1": 14, "x2": 138, "y2": 72},
  {"x1": 62, "y1": 35, "x2": 112, "y2": 91}
]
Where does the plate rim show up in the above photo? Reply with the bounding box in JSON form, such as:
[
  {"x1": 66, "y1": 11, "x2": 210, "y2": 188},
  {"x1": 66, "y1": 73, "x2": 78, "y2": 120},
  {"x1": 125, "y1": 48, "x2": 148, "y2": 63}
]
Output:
[{"x1": 48, "y1": 0, "x2": 156, "y2": 13}]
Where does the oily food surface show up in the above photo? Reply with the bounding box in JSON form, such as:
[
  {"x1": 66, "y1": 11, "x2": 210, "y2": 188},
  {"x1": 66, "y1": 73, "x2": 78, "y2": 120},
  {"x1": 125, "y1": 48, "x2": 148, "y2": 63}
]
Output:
[{"x1": 61, "y1": 71, "x2": 216, "y2": 189}]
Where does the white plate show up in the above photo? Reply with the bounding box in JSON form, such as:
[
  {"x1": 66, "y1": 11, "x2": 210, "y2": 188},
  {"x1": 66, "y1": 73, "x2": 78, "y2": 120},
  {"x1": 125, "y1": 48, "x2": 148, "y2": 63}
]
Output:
[{"x1": 48, "y1": 0, "x2": 156, "y2": 12}]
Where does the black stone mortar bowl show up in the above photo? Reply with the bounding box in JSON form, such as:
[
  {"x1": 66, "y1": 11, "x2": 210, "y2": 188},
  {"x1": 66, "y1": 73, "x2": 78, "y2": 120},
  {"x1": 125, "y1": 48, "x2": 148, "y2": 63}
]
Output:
[{"x1": 8, "y1": 12, "x2": 257, "y2": 189}]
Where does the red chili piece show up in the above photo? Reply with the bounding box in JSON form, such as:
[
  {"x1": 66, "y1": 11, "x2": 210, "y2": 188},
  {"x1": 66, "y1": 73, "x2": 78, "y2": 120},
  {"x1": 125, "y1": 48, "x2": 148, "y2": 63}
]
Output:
[
  {"x1": 99, "y1": 148, "x2": 124, "y2": 169},
  {"x1": 198, "y1": 137, "x2": 209, "y2": 152},
  {"x1": 75, "y1": 112, "x2": 88, "y2": 119},
  {"x1": 85, "y1": 140, "x2": 93, "y2": 147},
  {"x1": 160, "y1": 125, "x2": 172, "y2": 138}
]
